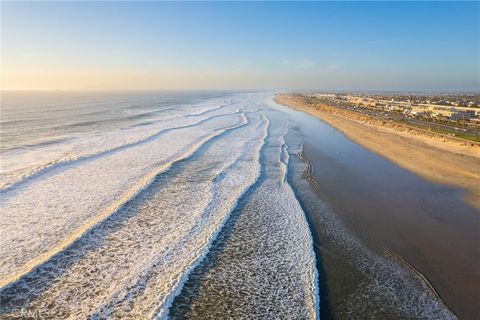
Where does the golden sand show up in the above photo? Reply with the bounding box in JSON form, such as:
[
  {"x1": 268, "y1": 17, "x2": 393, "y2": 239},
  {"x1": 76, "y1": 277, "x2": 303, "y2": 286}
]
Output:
[{"x1": 274, "y1": 94, "x2": 480, "y2": 209}]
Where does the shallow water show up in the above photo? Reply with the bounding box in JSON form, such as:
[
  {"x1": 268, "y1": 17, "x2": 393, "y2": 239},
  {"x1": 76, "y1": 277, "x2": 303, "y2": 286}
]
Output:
[
  {"x1": 273, "y1": 102, "x2": 479, "y2": 319},
  {"x1": 0, "y1": 91, "x2": 463, "y2": 319}
]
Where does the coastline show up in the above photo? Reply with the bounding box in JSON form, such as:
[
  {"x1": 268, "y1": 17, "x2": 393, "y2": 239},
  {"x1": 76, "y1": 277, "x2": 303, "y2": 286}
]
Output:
[
  {"x1": 276, "y1": 93, "x2": 480, "y2": 319},
  {"x1": 274, "y1": 93, "x2": 480, "y2": 209}
]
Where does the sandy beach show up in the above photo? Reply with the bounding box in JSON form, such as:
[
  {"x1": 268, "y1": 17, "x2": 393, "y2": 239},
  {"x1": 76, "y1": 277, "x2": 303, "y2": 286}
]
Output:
[
  {"x1": 275, "y1": 93, "x2": 480, "y2": 319},
  {"x1": 274, "y1": 94, "x2": 480, "y2": 209}
]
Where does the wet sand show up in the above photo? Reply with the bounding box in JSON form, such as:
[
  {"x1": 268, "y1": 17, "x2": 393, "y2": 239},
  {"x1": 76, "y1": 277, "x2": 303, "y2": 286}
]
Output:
[
  {"x1": 301, "y1": 143, "x2": 480, "y2": 319},
  {"x1": 274, "y1": 94, "x2": 480, "y2": 209},
  {"x1": 275, "y1": 101, "x2": 480, "y2": 320}
]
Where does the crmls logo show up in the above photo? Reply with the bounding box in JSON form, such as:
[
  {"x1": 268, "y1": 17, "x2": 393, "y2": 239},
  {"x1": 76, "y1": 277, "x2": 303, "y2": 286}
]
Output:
[{"x1": 8, "y1": 308, "x2": 51, "y2": 319}]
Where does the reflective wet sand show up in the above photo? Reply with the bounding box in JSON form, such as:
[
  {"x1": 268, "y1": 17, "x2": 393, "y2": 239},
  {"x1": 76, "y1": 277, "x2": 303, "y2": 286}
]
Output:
[{"x1": 282, "y1": 104, "x2": 480, "y2": 319}]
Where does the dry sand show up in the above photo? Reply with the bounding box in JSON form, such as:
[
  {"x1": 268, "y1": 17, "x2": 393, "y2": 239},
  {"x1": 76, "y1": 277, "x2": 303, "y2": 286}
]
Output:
[{"x1": 274, "y1": 94, "x2": 480, "y2": 209}]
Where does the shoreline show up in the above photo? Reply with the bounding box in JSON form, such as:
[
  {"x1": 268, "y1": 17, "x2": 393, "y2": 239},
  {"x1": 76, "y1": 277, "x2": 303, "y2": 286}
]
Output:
[
  {"x1": 291, "y1": 149, "x2": 458, "y2": 319},
  {"x1": 276, "y1": 93, "x2": 480, "y2": 319},
  {"x1": 274, "y1": 93, "x2": 480, "y2": 210}
]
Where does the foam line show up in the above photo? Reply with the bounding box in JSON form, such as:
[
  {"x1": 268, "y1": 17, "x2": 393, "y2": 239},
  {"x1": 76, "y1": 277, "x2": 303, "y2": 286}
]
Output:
[
  {"x1": 1, "y1": 110, "x2": 242, "y2": 194},
  {"x1": 152, "y1": 113, "x2": 270, "y2": 320},
  {"x1": 0, "y1": 114, "x2": 249, "y2": 290}
]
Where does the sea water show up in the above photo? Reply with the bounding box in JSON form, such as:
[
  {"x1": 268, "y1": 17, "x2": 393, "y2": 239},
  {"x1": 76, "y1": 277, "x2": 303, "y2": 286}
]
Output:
[{"x1": 0, "y1": 91, "x2": 454, "y2": 319}]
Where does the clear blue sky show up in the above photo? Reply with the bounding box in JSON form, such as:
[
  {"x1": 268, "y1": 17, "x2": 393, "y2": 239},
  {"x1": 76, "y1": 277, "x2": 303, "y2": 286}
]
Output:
[{"x1": 2, "y1": 1, "x2": 479, "y2": 91}]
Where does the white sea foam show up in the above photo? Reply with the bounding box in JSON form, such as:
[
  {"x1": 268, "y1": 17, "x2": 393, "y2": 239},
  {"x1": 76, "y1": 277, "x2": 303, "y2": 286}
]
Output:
[
  {"x1": 0, "y1": 105, "x2": 270, "y2": 319},
  {"x1": 0, "y1": 105, "x2": 245, "y2": 286},
  {"x1": 167, "y1": 116, "x2": 320, "y2": 320},
  {"x1": 0, "y1": 98, "x2": 240, "y2": 190}
]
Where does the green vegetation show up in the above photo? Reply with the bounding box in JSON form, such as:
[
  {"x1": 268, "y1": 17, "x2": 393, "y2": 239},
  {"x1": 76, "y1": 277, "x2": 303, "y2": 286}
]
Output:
[{"x1": 396, "y1": 120, "x2": 480, "y2": 143}]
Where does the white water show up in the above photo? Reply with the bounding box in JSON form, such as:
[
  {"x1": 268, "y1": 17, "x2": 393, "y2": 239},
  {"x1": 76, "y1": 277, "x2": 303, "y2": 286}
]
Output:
[
  {"x1": 0, "y1": 93, "x2": 319, "y2": 319},
  {"x1": 1, "y1": 107, "x2": 243, "y2": 284},
  {"x1": 168, "y1": 122, "x2": 320, "y2": 319},
  {"x1": 0, "y1": 96, "x2": 237, "y2": 190}
]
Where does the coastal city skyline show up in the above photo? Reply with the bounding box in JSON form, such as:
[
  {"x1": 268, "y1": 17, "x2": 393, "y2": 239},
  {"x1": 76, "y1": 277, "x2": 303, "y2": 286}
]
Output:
[{"x1": 2, "y1": 1, "x2": 479, "y2": 92}]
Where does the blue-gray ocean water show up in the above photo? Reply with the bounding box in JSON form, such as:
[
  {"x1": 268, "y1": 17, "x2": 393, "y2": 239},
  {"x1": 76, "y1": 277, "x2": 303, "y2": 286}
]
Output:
[{"x1": 0, "y1": 91, "x2": 454, "y2": 319}]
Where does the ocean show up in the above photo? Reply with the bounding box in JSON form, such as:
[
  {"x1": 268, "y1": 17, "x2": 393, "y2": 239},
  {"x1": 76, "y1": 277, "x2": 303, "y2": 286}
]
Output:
[{"x1": 0, "y1": 91, "x2": 458, "y2": 319}]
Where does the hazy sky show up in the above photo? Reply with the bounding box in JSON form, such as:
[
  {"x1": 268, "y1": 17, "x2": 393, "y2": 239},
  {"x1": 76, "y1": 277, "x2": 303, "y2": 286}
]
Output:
[{"x1": 2, "y1": 1, "x2": 479, "y2": 91}]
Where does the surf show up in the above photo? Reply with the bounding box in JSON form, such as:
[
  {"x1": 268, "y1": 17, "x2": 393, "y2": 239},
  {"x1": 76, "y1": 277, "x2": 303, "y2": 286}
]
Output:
[{"x1": 0, "y1": 111, "x2": 247, "y2": 288}]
